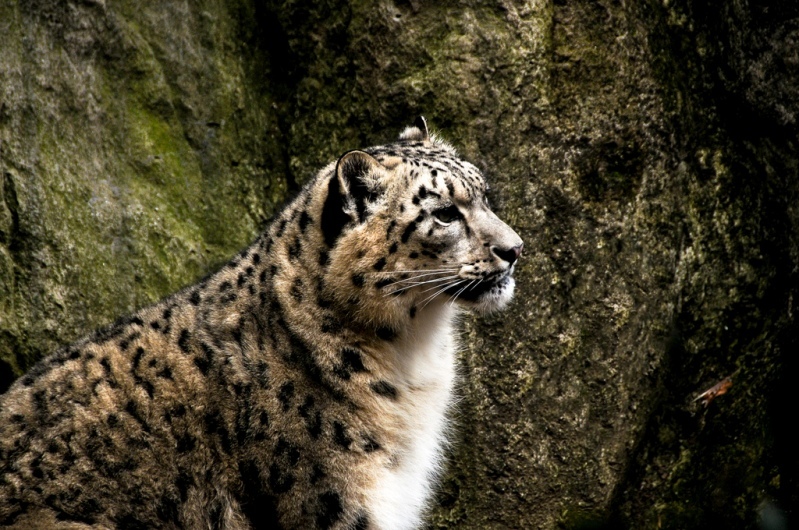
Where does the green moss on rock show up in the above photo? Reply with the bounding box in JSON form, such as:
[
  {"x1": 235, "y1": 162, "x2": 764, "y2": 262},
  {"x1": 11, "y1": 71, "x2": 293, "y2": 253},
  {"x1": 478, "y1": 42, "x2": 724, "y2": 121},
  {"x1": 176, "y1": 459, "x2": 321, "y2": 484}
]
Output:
[{"x1": 0, "y1": 0, "x2": 287, "y2": 377}]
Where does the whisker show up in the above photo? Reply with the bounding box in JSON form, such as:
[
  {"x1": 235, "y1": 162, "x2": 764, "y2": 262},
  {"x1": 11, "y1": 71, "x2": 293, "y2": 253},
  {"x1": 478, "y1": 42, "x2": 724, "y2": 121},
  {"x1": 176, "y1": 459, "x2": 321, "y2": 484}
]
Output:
[
  {"x1": 420, "y1": 280, "x2": 464, "y2": 310},
  {"x1": 446, "y1": 279, "x2": 472, "y2": 305},
  {"x1": 365, "y1": 268, "x2": 459, "y2": 276},
  {"x1": 388, "y1": 271, "x2": 460, "y2": 284},
  {"x1": 419, "y1": 276, "x2": 463, "y2": 293},
  {"x1": 387, "y1": 275, "x2": 461, "y2": 294},
  {"x1": 377, "y1": 270, "x2": 460, "y2": 292},
  {"x1": 449, "y1": 279, "x2": 478, "y2": 305}
]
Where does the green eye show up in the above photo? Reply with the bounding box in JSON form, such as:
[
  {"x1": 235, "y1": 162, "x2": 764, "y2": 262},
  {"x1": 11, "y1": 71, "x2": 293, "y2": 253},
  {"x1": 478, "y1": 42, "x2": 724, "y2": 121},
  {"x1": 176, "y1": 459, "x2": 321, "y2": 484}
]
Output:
[{"x1": 432, "y1": 204, "x2": 461, "y2": 224}]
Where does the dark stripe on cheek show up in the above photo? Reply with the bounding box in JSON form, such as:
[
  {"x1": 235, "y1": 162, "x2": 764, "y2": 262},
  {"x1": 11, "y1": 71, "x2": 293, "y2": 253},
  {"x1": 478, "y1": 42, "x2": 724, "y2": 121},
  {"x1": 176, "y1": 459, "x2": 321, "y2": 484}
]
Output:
[{"x1": 401, "y1": 221, "x2": 417, "y2": 243}]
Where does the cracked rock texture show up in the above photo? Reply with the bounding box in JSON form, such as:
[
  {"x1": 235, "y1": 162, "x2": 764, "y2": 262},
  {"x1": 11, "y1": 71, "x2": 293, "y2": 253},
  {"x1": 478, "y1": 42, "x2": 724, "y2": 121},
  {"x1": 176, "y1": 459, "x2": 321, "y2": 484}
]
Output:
[{"x1": 1, "y1": 0, "x2": 797, "y2": 528}]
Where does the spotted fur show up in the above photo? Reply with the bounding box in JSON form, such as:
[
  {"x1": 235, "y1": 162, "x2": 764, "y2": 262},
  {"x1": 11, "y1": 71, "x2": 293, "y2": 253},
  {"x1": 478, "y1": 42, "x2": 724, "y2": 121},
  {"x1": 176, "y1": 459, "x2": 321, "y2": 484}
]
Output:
[{"x1": 0, "y1": 118, "x2": 522, "y2": 529}]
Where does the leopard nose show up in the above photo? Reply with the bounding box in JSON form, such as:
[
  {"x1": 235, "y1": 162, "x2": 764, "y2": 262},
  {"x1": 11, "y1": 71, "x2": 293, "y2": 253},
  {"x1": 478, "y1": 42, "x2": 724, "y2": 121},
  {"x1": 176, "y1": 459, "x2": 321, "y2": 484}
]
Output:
[{"x1": 492, "y1": 243, "x2": 523, "y2": 265}]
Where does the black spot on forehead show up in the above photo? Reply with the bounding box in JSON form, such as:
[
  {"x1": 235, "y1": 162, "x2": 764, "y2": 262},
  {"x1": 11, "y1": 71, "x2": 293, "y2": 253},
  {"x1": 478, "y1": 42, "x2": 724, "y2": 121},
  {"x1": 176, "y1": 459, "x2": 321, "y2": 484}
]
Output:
[
  {"x1": 445, "y1": 178, "x2": 455, "y2": 197},
  {"x1": 443, "y1": 173, "x2": 484, "y2": 204},
  {"x1": 439, "y1": 159, "x2": 458, "y2": 173}
]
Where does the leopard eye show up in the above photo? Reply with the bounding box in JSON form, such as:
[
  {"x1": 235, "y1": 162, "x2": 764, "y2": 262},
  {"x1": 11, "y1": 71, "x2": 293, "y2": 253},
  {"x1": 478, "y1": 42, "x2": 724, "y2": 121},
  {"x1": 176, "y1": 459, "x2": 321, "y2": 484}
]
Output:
[{"x1": 432, "y1": 204, "x2": 461, "y2": 225}]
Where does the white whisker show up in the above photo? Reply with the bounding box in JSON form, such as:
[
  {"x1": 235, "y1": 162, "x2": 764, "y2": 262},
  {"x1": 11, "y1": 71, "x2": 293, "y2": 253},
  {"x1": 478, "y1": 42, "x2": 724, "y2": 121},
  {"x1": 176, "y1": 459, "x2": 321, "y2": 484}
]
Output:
[
  {"x1": 377, "y1": 270, "x2": 459, "y2": 291},
  {"x1": 419, "y1": 276, "x2": 463, "y2": 293},
  {"x1": 388, "y1": 271, "x2": 460, "y2": 283},
  {"x1": 449, "y1": 279, "x2": 478, "y2": 305},
  {"x1": 420, "y1": 280, "x2": 464, "y2": 310},
  {"x1": 446, "y1": 280, "x2": 472, "y2": 305},
  {"x1": 386, "y1": 275, "x2": 461, "y2": 295},
  {"x1": 365, "y1": 268, "x2": 459, "y2": 277}
]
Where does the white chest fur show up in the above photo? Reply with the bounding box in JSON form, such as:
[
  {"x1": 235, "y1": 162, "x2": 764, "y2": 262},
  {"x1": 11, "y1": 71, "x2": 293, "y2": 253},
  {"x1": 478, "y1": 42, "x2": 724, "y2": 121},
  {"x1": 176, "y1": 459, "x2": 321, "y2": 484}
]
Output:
[{"x1": 366, "y1": 305, "x2": 459, "y2": 530}]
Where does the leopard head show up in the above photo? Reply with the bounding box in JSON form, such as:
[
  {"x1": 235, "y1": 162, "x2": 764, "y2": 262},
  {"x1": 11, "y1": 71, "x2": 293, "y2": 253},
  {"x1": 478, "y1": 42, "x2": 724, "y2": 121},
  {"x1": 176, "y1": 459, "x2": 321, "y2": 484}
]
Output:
[{"x1": 321, "y1": 118, "x2": 523, "y2": 328}]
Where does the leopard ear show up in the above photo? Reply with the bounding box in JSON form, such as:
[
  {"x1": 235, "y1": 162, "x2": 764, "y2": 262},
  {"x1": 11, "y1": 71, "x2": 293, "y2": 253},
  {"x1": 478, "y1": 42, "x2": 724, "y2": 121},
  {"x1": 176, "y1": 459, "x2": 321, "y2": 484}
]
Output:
[
  {"x1": 322, "y1": 150, "x2": 381, "y2": 246},
  {"x1": 336, "y1": 150, "x2": 383, "y2": 222},
  {"x1": 398, "y1": 116, "x2": 430, "y2": 142}
]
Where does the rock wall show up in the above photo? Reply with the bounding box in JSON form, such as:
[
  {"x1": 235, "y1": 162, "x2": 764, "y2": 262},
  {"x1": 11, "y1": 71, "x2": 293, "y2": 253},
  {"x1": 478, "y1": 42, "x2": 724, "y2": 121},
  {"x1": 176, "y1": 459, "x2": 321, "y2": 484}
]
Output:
[
  {"x1": 1, "y1": 0, "x2": 797, "y2": 528},
  {"x1": 0, "y1": 0, "x2": 288, "y2": 384}
]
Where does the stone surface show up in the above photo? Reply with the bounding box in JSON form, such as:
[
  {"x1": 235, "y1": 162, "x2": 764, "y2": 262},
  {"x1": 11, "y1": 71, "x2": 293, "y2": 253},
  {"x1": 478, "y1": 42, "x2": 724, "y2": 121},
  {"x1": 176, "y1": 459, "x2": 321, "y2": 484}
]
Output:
[
  {"x1": 1, "y1": 0, "x2": 797, "y2": 528},
  {"x1": 0, "y1": 0, "x2": 289, "y2": 386}
]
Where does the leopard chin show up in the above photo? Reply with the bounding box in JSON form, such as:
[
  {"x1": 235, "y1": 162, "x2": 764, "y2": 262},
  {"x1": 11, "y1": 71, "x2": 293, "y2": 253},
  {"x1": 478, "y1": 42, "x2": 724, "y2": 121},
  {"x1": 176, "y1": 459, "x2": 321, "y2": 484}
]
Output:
[{"x1": 447, "y1": 270, "x2": 517, "y2": 314}]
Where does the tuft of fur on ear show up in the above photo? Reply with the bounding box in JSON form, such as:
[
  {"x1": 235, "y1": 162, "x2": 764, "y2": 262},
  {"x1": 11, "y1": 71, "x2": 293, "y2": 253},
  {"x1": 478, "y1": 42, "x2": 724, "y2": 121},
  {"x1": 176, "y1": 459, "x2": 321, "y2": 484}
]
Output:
[{"x1": 398, "y1": 116, "x2": 430, "y2": 142}]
